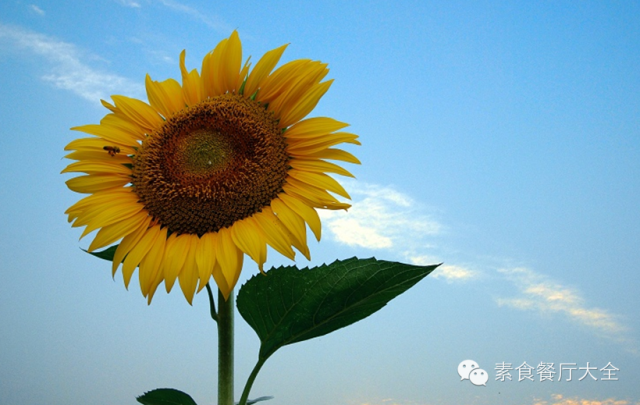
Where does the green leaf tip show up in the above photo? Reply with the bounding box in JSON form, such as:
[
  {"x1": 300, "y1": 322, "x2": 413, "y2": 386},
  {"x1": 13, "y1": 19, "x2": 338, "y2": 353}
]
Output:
[
  {"x1": 136, "y1": 388, "x2": 198, "y2": 405},
  {"x1": 237, "y1": 395, "x2": 274, "y2": 405},
  {"x1": 237, "y1": 257, "x2": 439, "y2": 360},
  {"x1": 82, "y1": 244, "x2": 118, "y2": 262}
]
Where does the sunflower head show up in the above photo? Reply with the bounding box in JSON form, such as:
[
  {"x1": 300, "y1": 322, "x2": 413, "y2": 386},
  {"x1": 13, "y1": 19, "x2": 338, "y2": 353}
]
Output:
[{"x1": 63, "y1": 31, "x2": 360, "y2": 304}]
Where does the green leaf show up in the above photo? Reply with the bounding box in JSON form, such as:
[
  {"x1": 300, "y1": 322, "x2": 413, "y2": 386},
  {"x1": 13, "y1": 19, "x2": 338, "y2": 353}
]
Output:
[
  {"x1": 136, "y1": 388, "x2": 198, "y2": 405},
  {"x1": 82, "y1": 245, "x2": 118, "y2": 261},
  {"x1": 237, "y1": 396, "x2": 274, "y2": 405},
  {"x1": 237, "y1": 257, "x2": 439, "y2": 360}
]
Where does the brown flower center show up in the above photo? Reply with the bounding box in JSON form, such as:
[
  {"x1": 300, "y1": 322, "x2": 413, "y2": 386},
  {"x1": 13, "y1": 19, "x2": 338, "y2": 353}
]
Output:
[{"x1": 132, "y1": 93, "x2": 289, "y2": 236}]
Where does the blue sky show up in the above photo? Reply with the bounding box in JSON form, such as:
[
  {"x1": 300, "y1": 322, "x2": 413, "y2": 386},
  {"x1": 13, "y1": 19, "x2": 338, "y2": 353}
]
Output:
[{"x1": 1, "y1": 1, "x2": 639, "y2": 405}]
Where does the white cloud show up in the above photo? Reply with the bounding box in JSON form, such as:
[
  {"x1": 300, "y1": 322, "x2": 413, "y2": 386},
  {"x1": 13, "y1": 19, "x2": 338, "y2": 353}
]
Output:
[
  {"x1": 0, "y1": 24, "x2": 144, "y2": 103},
  {"x1": 319, "y1": 181, "x2": 441, "y2": 252},
  {"x1": 320, "y1": 181, "x2": 478, "y2": 281},
  {"x1": 29, "y1": 4, "x2": 45, "y2": 15},
  {"x1": 432, "y1": 264, "x2": 476, "y2": 282},
  {"x1": 496, "y1": 267, "x2": 633, "y2": 349}
]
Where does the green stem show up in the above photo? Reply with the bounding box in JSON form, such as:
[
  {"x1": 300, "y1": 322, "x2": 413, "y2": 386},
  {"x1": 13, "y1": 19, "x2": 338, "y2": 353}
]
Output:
[
  {"x1": 218, "y1": 289, "x2": 234, "y2": 405},
  {"x1": 238, "y1": 357, "x2": 267, "y2": 405}
]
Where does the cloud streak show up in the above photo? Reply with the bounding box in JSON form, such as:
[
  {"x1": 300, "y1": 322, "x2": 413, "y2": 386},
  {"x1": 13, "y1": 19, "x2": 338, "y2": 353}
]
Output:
[
  {"x1": 533, "y1": 394, "x2": 638, "y2": 405},
  {"x1": 115, "y1": 0, "x2": 141, "y2": 7},
  {"x1": 497, "y1": 267, "x2": 633, "y2": 349},
  {"x1": 156, "y1": 0, "x2": 232, "y2": 32},
  {"x1": 29, "y1": 4, "x2": 46, "y2": 15},
  {"x1": 0, "y1": 24, "x2": 143, "y2": 103}
]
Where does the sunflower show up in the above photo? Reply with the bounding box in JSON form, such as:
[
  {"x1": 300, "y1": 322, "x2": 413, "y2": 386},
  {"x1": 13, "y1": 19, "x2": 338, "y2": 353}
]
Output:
[{"x1": 62, "y1": 31, "x2": 359, "y2": 304}]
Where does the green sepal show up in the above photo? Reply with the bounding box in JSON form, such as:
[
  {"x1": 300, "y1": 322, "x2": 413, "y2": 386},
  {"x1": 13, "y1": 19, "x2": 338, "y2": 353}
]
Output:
[
  {"x1": 82, "y1": 245, "x2": 118, "y2": 261},
  {"x1": 136, "y1": 388, "x2": 198, "y2": 405},
  {"x1": 238, "y1": 76, "x2": 248, "y2": 95},
  {"x1": 237, "y1": 257, "x2": 439, "y2": 360}
]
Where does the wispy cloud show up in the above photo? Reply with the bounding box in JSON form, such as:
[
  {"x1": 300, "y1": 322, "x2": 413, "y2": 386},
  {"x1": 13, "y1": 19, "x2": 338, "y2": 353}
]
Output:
[
  {"x1": 533, "y1": 393, "x2": 639, "y2": 405},
  {"x1": 156, "y1": 0, "x2": 232, "y2": 32},
  {"x1": 0, "y1": 24, "x2": 144, "y2": 103},
  {"x1": 29, "y1": 4, "x2": 46, "y2": 15},
  {"x1": 432, "y1": 264, "x2": 476, "y2": 281},
  {"x1": 496, "y1": 267, "x2": 634, "y2": 350},
  {"x1": 115, "y1": 0, "x2": 141, "y2": 7},
  {"x1": 319, "y1": 180, "x2": 441, "y2": 252}
]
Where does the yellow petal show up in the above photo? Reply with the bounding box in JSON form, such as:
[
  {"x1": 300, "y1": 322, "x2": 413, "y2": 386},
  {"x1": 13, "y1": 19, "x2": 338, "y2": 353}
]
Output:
[
  {"x1": 288, "y1": 158, "x2": 355, "y2": 178},
  {"x1": 286, "y1": 131, "x2": 360, "y2": 153},
  {"x1": 270, "y1": 198, "x2": 310, "y2": 260},
  {"x1": 230, "y1": 216, "x2": 267, "y2": 272},
  {"x1": 215, "y1": 227, "x2": 243, "y2": 294},
  {"x1": 279, "y1": 80, "x2": 333, "y2": 128},
  {"x1": 201, "y1": 39, "x2": 228, "y2": 97},
  {"x1": 211, "y1": 261, "x2": 230, "y2": 300},
  {"x1": 88, "y1": 211, "x2": 149, "y2": 252},
  {"x1": 146, "y1": 259, "x2": 167, "y2": 304},
  {"x1": 287, "y1": 170, "x2": 351, "y2": 199},
  {"x1": 178, "y1": 235, "x2": 200, "y2": 305},
  {"x1": 278, "y1": 192, "x2": 322, "y2": 241},
  {"x1": 282, "y1": 180, "x2": 338, "y2": 208},
  {"x1": 61, "y1": 161, "x2": 132, "y2": 176},
  {"x1": 101, "y1": 99, "x2": 117, "y2": 113},
  {"x1": 65, "y1": 188, "x2": 132, "y2": 219},
  {"x1": 112, "y1": 216, "x2": 152, "y2": 276},
  {"x1": 73, "y1": 192, "x2": 141, "y2": 231},
  {"x1": 64, "y1": 137, "x2": 135, "y2": 154},
  {"x1": 285, "y1": 117, "x2": 349, "y2": 138},
  {"x1": 243, "y1": 44, "x2": 288, "y2": 98},
  {"x1": 291, "y1": 148, "x2": 361, "y2": 165},
  {"x1": 122, "y1": 224, "x2": 162, "y2": 289},
  {"x1": 267, "y1": 61, "x2": 328, "y2": 118},
  {"x1": 145, "y1": 74, "x2": 184, "y2": 118},
  {"x1": 180, "y1": 50, "x2": 204, "y2": 106},
  {"x1": 73, "y1": 194, "x2": 141, "y2": 232},
  {"x1": 100, "y1": 114, "x2": 146, "y2": 141},
  {"x1": 70, "y1": 124, "x2": 140, "y2": 145},
  {"x1": 195, "y1": 232, "x2": 217, "y2": 293},
  {"x1": 221, "y1": 31, "x2": 242, "y2": 93},
  {"x1": 138, "y1": 226, "x2": 168, "y2": 297},
  {"x1": 163, "y1": 233, "x2": 190, "y2": 292},
  {"x1": 111, "y1": 95, "x2": 163, "y2": 132},
  {"x1": 64, "y1": 150, "x2": 132, "y2": 163},
  {"x1": 80, "y1": 198, "x2": 145, "y2": 242},
  {"x1": 66, "y1": 174, "x2": 130, "y2": 194},
  {"x1": 254, "y1": 208, "x2": 296, "y2": 260},
  {"x1": 255, "y1": 59, "x2": 311, "y2": 103}
]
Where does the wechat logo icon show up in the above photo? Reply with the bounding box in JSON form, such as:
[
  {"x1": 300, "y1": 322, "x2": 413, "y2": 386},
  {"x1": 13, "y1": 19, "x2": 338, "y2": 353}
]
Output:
[{"x1": 458, "y1": 359, "x2": 489, "y2": 386}]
